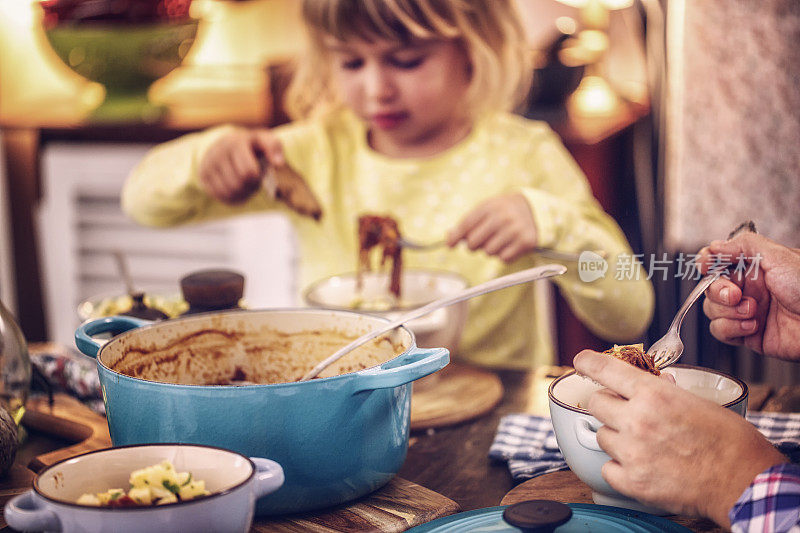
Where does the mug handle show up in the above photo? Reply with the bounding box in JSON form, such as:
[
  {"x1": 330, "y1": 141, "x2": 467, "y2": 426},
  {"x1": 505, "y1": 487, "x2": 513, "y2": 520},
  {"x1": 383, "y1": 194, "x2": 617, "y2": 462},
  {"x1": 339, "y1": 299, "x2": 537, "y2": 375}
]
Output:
[
  {"x1": 75, "y1": 316, "x2": 150, "y2": 358},
  {"x1": 250, "y1": 458, "x2": 285, "y2": 498},
  {"x1": 4, "y1": 491, "x2": 61, "y2": 532},
  {"x1": 352, "y1": 347, "x2": 449, "y2": 392},
  {"x1": 574, "y1": 418, "x2": 604, "y2": 451}
]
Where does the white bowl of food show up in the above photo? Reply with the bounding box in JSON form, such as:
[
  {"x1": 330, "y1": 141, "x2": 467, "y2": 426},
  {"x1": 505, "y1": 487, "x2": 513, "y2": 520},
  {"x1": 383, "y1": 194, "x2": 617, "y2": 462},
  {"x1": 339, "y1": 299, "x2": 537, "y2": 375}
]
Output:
[
  {"x1": 549, "y1": 364, "x2": 748, "y2": 515},
  {"x1": 77, "y1": 291, "x2": 189, "y2": 321},
  {"x1": 3, "y1": 443, "x2": 283, "y2": 533},
  {"x1": 303, "y1": 269, "x2": 469, "y2": 355}
]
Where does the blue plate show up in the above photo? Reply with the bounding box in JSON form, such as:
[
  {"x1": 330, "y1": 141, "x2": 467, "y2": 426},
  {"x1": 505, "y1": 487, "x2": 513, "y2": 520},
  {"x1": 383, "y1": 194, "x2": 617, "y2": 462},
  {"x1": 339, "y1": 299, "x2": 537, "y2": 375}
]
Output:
[{"x1": 407, "y1": 503, "x2": 692, "y2": 532}]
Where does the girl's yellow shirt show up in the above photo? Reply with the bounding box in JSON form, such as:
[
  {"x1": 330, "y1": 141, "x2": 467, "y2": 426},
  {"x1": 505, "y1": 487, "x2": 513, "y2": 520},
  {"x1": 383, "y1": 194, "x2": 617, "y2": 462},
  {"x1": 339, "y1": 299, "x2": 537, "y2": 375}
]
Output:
[{"x1": 122, "y1": 109, "x2": 654, "y2": 369}]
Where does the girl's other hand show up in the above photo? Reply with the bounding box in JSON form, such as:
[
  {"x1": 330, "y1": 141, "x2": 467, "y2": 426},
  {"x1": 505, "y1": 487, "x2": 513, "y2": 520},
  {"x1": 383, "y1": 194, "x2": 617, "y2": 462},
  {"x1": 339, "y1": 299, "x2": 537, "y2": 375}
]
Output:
[
  {"x1": 199, "y1": 128, "x2": 285, "y2": 204},
  {"x1": 446, "y1": 193, "x2": 537, "y2": 263}
]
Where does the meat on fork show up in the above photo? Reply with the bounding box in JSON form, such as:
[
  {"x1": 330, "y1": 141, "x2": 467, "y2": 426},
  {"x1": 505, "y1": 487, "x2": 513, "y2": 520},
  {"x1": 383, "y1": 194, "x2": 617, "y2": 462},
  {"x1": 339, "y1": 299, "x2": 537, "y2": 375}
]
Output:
[
  {"x1": 357, "y1": 215, "x2": 403, "y2": 297},
  {"x1": 603, "y1": 343, "x2": 660, "y2": 376},
  {"x1": 263, "y1": 164, "x2": 323, "y2": 221}
]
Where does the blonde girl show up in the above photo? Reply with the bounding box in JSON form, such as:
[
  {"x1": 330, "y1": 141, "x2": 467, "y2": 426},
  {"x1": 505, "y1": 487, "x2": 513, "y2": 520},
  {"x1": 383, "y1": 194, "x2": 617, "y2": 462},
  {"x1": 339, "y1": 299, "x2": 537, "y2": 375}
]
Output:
[
  {"x1": 123, "y1": 0, "x2": 654, "y2": 368},
  {"x1": 287, "y1": 0, "x2": 530, "y2": 120}
]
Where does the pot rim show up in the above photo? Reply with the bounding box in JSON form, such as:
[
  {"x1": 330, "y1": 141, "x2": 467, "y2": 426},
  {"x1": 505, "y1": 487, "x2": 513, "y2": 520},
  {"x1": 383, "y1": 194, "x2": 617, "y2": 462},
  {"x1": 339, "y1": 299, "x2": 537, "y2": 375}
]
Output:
[
  {"x1": 548, "y1": 364, "x2": 749, "y2": 415},
  {"x1": 95, "y1": 307, "x2": 418, "y2": 389},
  {"x1": 32, "y1": 443, "x2": 256, "y2": 511},
  {"x1": 303, "y1": 268, "x2": 469, "y2": 312}
]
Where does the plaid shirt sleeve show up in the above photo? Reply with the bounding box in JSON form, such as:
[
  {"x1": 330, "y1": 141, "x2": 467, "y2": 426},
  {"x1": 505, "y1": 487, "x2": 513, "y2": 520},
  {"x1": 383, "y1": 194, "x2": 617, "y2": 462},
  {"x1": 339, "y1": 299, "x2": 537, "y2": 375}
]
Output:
[{"x1": 730, "y1": 463, "x2": 800, "y2": 533}]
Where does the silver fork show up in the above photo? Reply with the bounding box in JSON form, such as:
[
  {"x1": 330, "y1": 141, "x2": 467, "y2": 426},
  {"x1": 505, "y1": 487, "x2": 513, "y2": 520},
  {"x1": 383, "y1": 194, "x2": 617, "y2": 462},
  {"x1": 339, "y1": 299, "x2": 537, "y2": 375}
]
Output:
[
  {"x1": 649, "y1": 220, "x2": 758, "y2": 370},
  {"x1": 649, "y1": 272, "x2": 722, "y2": 370},
  {"x1": 397, "y1": 237, "x2": 606, "y2": 262}
]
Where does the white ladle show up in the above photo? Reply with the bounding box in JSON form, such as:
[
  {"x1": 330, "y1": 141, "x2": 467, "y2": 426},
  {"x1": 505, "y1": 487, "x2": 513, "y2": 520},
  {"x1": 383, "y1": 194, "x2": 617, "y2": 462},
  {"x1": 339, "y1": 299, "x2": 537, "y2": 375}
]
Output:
[{"x1": 300, "y1": 264, "x2": 568, "y2": 381}]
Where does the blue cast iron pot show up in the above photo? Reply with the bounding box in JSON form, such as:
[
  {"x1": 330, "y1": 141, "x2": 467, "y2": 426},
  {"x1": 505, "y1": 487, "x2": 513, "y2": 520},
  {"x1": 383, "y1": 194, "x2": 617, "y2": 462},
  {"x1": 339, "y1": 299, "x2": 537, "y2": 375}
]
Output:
[{"x1": 75, "y1": 309, "x2": 449, "y2": 515}]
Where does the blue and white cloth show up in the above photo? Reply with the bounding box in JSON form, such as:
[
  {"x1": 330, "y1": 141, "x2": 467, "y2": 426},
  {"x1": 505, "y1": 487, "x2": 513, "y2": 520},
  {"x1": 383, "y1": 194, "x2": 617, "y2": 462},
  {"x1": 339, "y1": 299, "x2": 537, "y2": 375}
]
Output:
[
  {"x1": 30, "y1": 348, "x2": 106, "y2": 414},
  {"x1": 730, "y1": 462, "x2": 800, "y2": 533},
  {"x1": 489, "y1": 414, "x2": 569, "y2": 480},
  {"x1": 489, "y1": 412, "x2": 800, "y2": 482}
]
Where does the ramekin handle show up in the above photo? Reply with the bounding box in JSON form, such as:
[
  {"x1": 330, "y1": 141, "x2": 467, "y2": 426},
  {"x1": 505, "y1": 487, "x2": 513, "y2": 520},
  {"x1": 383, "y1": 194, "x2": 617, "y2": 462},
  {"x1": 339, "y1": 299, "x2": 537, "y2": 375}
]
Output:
[
  {"x1": 4, "y1": 491, "x2": 61, "y2": 532},
  {"x1": 575, "y1": 418, "x2": 604, "y2": 451}
]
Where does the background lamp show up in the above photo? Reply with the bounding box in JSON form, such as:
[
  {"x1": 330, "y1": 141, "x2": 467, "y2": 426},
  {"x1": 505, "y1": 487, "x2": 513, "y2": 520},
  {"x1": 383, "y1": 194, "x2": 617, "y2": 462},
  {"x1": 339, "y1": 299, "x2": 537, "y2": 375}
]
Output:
[{"x1": 555, "y1": 0, "x2": 634, "y2": 116}]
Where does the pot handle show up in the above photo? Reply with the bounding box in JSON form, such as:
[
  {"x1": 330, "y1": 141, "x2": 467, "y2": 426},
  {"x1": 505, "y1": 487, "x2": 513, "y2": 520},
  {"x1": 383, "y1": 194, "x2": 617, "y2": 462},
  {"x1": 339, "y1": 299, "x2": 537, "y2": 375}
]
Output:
[
  {"x1": 75, "y1": 316, "x2": 150, "y2": 358},
  {"x1": 352, "y1": 347, "x2": 449, "y2": 392},
  {"x1": 250, "y1": 457, "x2": 285, "y2": 498},
  {"x1": 575, "y1": 417, "x2": 604, "y2": 451},
  {"x1": 4, "y1": 491, "x2": 61, "y2": 532}
]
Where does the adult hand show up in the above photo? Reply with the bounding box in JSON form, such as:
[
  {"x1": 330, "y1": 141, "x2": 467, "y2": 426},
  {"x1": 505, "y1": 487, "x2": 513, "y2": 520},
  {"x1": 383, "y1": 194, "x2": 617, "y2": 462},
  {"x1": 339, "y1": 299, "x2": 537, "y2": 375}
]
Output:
[
  {"x1": 573, "y1": 350, "x2": 786, "y2": 528},
  {"x1": 698, "y1": 233, "x2": 800, "y2": 359},
  {"x1": 198, "y1": 128, "x2": 285, "y2": 204},
  {"x1": 446, "y1": 193, "x2": 537, "y2": 263}
]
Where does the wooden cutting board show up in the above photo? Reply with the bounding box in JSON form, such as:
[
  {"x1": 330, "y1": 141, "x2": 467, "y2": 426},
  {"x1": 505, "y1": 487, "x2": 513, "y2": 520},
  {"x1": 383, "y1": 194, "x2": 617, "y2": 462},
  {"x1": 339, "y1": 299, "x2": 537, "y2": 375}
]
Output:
[
  {"x1": 411, "y1": 363, "x2": 503, "y2": 430},
  {"x1": 23, "y1": 394, "x2": 113, "y2": 472},
  {"x1": 17, "y1": 394, "x2": 460, "y2": 532},
  {"x1": 253, "y1": 478, "x2": 459, "y2": 532},
  {"x1": 501, "y1": 470, "x2": 723, "y2": 532}
]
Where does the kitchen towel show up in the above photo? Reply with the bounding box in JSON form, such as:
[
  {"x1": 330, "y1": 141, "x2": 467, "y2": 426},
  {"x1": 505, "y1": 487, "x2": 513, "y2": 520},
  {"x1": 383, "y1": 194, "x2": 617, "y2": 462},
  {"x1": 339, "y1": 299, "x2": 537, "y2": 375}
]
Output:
[
  {"x1": 490, "y1": 412, "x2": 800, "y2": 481},
  {"x1": 30, "y1": 347, "x2": 105, "y2": 415}
]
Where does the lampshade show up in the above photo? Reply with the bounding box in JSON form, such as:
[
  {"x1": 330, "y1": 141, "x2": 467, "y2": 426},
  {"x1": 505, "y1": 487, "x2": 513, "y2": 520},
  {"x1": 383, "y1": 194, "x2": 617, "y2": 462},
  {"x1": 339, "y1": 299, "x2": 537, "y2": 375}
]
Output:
[
  {"x1": 0, "y1": 0, "x2": 103, "y2": 125},
  {"x1": 148, "y1": 0, "x2": 303, "y2": 126}
]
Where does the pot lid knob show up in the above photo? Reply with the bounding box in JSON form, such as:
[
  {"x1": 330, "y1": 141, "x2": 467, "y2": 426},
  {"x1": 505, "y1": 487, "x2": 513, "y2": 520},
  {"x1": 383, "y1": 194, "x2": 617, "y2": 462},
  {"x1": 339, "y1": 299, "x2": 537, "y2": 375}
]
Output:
[
  {"x1": 502, "y1": 500, "x2": 572, "y2": 532},
  {"x1": 180, "y1": 269, "x2": 245, "y2": 310}
]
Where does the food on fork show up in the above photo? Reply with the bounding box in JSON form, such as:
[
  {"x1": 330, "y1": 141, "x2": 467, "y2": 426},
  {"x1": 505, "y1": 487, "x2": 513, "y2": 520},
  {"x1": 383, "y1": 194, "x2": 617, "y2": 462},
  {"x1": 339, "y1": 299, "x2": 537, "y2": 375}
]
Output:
[
  {"x1": 77, "y1": 460, "x2": 209, "y2": 507},
  {"x1": 264, "y1": 164, "x2": 323, "y2": 221},
  {"x1": 603, "y1": 343, "x2": 660, "y2": 376},
  {"x1": 357, "y1": 214, "x2": 403, "y2": 297}
]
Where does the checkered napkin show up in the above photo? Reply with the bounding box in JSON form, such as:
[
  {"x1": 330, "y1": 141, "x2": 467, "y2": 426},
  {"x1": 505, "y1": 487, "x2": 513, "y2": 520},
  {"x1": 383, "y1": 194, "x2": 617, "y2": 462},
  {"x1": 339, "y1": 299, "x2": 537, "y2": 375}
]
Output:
[
  {"x1": 489, "y1": 412, "x2": 800, "y2": 481},
  {"x1": 747, "y1": 412, "x2": 800, "y2": 463},
  {"x1": 30, "y1": 348, "x2": 106, "y2": 415},
  {"x1": 488, "y1": 414, "x2": 570, "y2": 480}
]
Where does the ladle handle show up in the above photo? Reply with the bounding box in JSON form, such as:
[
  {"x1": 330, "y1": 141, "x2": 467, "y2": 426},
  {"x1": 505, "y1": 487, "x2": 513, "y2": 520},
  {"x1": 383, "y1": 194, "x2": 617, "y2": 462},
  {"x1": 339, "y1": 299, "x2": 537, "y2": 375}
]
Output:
[
  {"x1": 300, "y1": 264, "x2": 567, "y2": 381},
  {"x1": 113, "y1": 250, "x2": 135, "y2": 295}
]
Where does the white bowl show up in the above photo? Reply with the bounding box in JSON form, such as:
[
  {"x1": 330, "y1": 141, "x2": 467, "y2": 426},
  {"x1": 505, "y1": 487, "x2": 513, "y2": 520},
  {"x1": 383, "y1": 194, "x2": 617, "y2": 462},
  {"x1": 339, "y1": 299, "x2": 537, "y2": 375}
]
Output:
[
  {"x1": 303, "y1": 269, "x2": 469, "y2": 354},
  {"x1": 77, "y1": 291, "x2": 188, "y2": 321},
  {"x1": 548, "y1": 365, "x2": 748, "y2": 514},
  {"x1": 4, "y1": 444, "x2": 284, "y2": 533}
]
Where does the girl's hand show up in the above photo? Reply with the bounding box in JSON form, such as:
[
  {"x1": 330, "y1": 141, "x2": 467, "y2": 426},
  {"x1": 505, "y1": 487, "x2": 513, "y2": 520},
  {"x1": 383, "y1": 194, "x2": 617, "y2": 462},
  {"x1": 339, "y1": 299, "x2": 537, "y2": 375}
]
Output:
[
  {"x1": 198, "y1": 128, "x2": 285, "y2": 204},
  {"x1": 574, "y1": 350, "x2": 787, "y2": 528},
  {"x1": 446, "y1": 193, "x2": 537, "y2": 263},
  {"x1": 698, "y1": 233, "x2": 800, "y2": 360}
]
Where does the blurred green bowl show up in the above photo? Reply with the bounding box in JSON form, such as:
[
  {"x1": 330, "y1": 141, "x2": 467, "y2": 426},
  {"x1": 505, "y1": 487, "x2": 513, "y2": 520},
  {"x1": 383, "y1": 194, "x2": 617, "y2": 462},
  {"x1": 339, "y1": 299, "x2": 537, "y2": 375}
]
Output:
[{"x1": 44, "y1": 20, "x2": 198, "y2": 121}]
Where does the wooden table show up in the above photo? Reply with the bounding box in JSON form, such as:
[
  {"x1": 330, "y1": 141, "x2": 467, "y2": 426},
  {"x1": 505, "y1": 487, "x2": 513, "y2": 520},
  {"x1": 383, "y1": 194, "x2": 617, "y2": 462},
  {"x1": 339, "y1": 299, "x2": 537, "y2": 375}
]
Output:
[{"x1": 5, "y1": 367, "x2": 796, "y2": 531}]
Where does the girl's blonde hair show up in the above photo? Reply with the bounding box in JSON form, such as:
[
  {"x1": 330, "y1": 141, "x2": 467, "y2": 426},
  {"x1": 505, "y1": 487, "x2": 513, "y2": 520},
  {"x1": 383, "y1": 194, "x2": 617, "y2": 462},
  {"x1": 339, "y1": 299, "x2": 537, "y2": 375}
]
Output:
[{"x1": 284, "y1": 0, "x2": 531, "y2": 120}]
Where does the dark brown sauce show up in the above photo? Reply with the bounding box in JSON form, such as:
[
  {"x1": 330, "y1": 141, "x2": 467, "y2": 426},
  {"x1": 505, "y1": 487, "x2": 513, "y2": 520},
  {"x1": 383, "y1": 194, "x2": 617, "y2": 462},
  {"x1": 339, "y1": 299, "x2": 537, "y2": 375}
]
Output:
[{"x1": 115, "y1": 328, "x2": 243, "y2": 372}]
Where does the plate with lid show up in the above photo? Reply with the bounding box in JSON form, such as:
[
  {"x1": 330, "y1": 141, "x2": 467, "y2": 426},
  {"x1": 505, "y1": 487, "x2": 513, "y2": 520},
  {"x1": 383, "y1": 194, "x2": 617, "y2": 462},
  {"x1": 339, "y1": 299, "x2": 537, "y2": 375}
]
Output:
[{"x1": 407, "y1": 501, "x2": 692, "y2": 532}]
